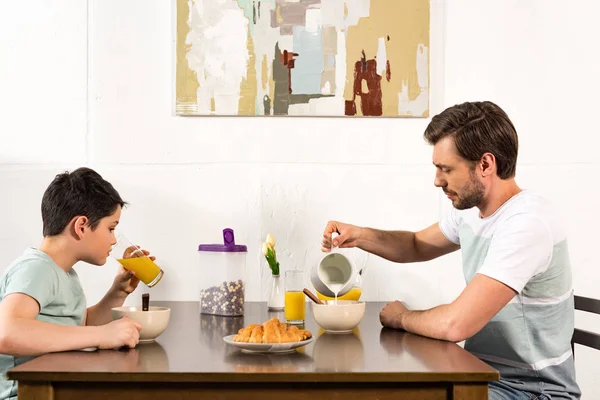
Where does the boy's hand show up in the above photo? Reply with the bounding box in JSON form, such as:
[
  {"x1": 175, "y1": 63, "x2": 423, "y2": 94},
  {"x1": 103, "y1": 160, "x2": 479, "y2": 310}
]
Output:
[
  {"x1": 111, "y1": 266, "x2": 141, "y2": 298},
  {"x1": 97, "y1": 317, "x2": 142, "y2": 349},
  {"x1": 111, "y1": 247, "x2": 155, "y2": 297},
  {"x1": 122, "y1": 245, "x2": 156, "y2": 261}
]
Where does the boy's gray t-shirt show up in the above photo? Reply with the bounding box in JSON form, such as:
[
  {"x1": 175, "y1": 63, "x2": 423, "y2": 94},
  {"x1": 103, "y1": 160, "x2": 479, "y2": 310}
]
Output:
[{"x1": 0, "y1": 248, "x2": 86, "y2": 400}]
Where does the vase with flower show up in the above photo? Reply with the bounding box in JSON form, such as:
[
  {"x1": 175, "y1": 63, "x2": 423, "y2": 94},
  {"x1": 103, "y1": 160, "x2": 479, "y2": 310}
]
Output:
[{"x1": 262, "y1": 233, "x2": 284, "y2": 311}]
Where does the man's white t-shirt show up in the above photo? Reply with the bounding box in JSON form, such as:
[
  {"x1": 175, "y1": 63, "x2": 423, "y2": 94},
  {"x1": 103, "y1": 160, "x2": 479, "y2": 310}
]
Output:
[{"x1": 439, "y1": 190, "x2": 580, "y2": 398}]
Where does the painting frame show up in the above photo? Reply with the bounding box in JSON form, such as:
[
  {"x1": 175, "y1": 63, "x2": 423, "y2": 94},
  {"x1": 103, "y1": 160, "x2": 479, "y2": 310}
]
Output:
[{"x1": 175, "y1": 0, "x2": 430, "y2": 117}]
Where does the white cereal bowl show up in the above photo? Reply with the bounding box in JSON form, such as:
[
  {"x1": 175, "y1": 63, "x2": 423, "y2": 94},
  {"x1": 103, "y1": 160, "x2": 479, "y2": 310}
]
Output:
[
  {"x1": 111, "y1": 306, "x2": 170, "y2": 343},
  {"x1": 311, "y1": 300, "x2": 366, "y2": 333}
]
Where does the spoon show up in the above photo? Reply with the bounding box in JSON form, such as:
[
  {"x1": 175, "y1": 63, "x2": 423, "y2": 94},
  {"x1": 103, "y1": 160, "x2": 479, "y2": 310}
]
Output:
[
  {"x1": 142, "y1": 293, "x2": 149, "y2": 311},
  {"x1": 303, "y1": 288, "x2": 324, "y2": 305}
]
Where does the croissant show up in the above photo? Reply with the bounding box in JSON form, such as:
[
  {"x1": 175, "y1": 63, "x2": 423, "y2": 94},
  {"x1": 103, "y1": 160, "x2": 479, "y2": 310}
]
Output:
[{"x1": 233, "y1": 318, "x2": 312, "y2": 343}]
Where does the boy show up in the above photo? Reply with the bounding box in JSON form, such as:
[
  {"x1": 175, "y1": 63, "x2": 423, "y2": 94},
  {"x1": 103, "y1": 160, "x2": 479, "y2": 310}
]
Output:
[{"x1": 0, "y1": 167, "x2": 150, "y2": 400}]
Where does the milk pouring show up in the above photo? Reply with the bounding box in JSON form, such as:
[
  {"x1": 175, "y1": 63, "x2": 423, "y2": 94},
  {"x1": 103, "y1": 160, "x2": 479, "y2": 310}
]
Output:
[{"x1": 310, "y1": 252, "x2": 356, "y2": 300}]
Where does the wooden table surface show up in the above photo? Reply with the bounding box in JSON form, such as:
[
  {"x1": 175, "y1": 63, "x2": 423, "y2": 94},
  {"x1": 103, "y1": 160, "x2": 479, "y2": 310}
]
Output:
[{"x1": 8, "y1": 301, "x2": 499, "y2": 399}]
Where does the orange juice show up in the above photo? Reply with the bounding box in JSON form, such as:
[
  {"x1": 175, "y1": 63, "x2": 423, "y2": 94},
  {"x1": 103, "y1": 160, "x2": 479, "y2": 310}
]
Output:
[
  {"x1": 117, "y1": 257, "x2": 164, "y2": 287},
  {"x1": 284, "y1": 291, "x2": 305, "y2": 323},
  {"x1": 317, "y1": 287, "x2": 362, "y2": 301}
]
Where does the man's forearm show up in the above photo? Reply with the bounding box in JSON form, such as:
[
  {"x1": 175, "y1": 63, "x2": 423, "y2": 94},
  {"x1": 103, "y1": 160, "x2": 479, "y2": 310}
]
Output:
[
  {"x1": 357, "y1": 228, "x2": 422, "y2": 263},
  {"x1": 396, "y1": 305, "x2": 464, "y2": 342},
  {"x1": 86, "y1": 290, "x2": 126, "y2": 326}
]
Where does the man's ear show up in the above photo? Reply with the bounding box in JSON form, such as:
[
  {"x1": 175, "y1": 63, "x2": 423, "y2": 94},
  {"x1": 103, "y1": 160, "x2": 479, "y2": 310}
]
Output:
[
  {"x1": 72, "y1": 216, "x2": 89, "y2": 239},
  {"x1": 480, "y1": 152, "x2": 496, "y2": 177}
]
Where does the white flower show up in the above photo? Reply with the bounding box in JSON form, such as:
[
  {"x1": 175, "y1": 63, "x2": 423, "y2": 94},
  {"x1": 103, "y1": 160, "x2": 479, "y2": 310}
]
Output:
[
  {"x1": 261, "y1": 242, "x2": 270, "y2": 256},
  {"x1": 266, "y1": 233, "x2": 276, "y2": 248}
]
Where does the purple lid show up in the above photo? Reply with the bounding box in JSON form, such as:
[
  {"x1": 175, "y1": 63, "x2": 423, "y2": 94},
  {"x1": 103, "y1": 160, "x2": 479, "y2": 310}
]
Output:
[{"x1": 198, "y1": 228, "x2": 247, "y2": 252}]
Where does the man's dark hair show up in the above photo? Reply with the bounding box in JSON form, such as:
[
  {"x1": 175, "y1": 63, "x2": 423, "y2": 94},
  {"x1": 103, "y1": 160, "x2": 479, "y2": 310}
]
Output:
[
  {"x1": 41, "y1": 167, "x2": 126, "y2": 236},
  {"x1": 423, "y1": 101, "x2": 519, "y2": 179}
]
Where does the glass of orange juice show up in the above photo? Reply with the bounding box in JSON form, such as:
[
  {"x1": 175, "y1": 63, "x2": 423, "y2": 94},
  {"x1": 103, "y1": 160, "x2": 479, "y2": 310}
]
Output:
[
  {"x1": 284, "y1": 270, "x2": 305, "y2": 325},
  {"x1": 112, "y1": 234, "x2": 164, "y2": 287}
]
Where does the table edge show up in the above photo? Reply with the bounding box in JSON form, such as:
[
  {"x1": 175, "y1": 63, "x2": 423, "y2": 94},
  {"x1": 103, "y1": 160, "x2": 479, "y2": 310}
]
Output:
[{"x1": 7, "y1": 370, "x2": 500, "y2": 383}]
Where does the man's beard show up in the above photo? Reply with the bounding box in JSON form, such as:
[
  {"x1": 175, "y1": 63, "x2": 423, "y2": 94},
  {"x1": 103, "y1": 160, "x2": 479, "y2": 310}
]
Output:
[{"x1": 445, "y1": 172, "x2": 484, "y2": 210}]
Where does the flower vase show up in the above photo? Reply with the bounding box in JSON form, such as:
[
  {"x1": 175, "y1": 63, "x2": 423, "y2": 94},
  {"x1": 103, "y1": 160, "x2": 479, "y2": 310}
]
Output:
[{"x1": 267, "y1": 274, "x2": 285, "y2": 311}]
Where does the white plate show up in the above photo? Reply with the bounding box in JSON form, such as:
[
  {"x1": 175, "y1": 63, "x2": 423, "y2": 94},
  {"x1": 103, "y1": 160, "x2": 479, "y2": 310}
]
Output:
[{"x1": 223, "y1": 335, "x2": 314, "y2": 354}]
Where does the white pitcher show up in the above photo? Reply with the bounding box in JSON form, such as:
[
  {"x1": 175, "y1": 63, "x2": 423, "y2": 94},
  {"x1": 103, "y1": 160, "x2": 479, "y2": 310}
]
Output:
[{"x1": 310, "y1": 252, "x2": 356, "y2": 298}]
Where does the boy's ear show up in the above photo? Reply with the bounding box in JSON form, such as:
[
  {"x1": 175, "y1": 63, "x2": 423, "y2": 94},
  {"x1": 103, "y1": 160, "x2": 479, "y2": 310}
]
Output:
[{"x1": 73, "y1": 216, "x2": 89, "y2": 239}]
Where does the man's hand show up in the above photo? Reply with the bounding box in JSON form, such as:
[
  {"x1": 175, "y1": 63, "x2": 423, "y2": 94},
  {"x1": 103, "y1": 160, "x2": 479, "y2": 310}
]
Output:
[
  {"x1": 380, "y1": 300, "x2": 409, "y2": 330},
  {"x1": 321, "y1": 221, "x2": 363, "y2": 252}
]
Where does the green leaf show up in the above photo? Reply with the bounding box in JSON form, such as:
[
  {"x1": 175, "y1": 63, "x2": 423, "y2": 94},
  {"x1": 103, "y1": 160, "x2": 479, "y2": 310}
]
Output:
[{"x1": 263, "y1": 246, "x2": 280, "y2": 275}]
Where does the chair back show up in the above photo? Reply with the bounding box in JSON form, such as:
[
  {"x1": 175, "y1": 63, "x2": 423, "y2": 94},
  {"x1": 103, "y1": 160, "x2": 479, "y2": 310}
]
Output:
[{"x1": 571, "y1": 295, "x2": 600, "y2": 356}]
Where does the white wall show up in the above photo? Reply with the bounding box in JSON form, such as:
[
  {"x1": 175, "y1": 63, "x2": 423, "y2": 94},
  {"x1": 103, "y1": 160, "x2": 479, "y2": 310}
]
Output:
[{"x1": 1, "y1": 0, "x2": 599, "y2": 397}]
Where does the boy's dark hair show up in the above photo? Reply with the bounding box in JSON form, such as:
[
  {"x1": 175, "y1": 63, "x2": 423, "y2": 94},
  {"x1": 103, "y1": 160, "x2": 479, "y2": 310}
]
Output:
[
  {"x1": 423, "y1": 101, "x2": 519, "y2": 179},
  {"x1": 41, "y1": 167, "x2": 126, "y2": 236}
]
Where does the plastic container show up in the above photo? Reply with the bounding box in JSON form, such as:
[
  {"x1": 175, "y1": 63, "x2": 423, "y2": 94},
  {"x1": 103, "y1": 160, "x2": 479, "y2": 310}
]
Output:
[{"x1": 198, "y1": 228, "x2": 247, "y2": 317}]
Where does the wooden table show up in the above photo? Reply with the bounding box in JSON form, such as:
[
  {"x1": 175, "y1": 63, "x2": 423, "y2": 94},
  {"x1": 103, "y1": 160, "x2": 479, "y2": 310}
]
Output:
[{"x1": 8, "y1": 301, "x2": 498, "y2": 399}]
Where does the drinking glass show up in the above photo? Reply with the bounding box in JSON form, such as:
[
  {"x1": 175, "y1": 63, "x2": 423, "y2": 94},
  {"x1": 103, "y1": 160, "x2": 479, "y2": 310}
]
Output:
[
  {"x1": 112, "y1": 234, "x2": 164, "y2": 288},
  {"x1": 284, "y1": 270, "x2": 305, "y2": 324}
]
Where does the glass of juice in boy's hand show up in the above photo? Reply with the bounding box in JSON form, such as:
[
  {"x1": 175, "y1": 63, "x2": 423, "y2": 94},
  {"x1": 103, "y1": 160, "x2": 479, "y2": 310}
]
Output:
[{"x1": 112, "y1": 234, "x2": 164, "y2": 288}]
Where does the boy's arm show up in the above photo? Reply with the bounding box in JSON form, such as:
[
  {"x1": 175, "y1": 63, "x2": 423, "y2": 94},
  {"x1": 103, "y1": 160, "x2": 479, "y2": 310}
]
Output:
[
  {"x1": 0, "y1": 293, "x2": 140, "y2": 356},
  {"x1": 85, "y1": 290, "x2": 127, "y2": 326},
  {"x1": 85, "y1": 267, "x2": 140, "y2": 326},
  {"x1": 86, "y1": 249, "x2": 155, "y2": 326}
]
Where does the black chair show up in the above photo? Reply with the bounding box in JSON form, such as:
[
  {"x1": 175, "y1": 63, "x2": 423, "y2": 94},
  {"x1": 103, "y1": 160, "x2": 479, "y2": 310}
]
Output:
[{"x1": 571, "y1": 295, "x2": 600, "y2": 357}]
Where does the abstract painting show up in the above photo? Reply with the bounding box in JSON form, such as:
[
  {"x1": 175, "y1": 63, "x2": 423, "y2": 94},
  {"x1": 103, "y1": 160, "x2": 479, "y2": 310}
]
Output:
[{"x1": 176, "y1": 0, "x2": 429, "y2": 117}]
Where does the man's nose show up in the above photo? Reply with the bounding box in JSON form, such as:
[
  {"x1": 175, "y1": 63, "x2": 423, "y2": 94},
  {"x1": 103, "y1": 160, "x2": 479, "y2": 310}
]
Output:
[{"x1": 434, "y1": 173, "x2": 445, "y2": 188}]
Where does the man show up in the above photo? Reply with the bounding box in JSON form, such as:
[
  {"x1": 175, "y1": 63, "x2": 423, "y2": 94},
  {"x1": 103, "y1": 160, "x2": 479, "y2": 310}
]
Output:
[{"x1": 321, "y1": 101, "x2": 580, "y2": 399}]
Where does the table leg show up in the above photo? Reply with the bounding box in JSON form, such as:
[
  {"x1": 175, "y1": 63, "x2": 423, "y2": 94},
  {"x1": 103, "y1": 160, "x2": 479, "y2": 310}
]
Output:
[{"x1": 18, "y1": 381, "x2": 53, "y2": 400}]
